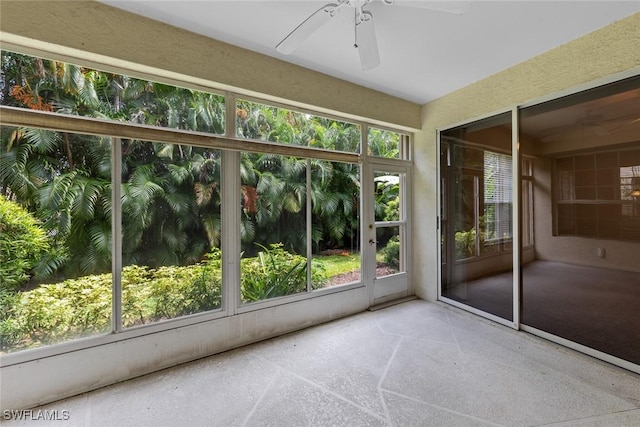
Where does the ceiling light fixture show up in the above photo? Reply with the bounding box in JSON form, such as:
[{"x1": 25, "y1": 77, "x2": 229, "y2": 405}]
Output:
[{"x1": 275, "y1": 0, "x2": 470, "y2": 71}]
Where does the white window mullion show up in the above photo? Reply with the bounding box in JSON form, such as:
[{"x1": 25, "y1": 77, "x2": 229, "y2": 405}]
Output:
[
  {"x1": 111, "y1": 137, "x2": 123, "y2": 333},
  {"x1": 224, "y1": 94, "x2": 240, "y2": 314},
  {"x1": 222, "y1": 150, "x2": 240, "y2": 315},
  {"x1": 306, "y1": 159, "x2": 313, "y2": 292}
]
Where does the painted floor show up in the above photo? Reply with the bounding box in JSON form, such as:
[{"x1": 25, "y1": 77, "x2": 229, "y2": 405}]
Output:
[{"x1": 3, "y1": 300, "x2": 640, "y2": 426}]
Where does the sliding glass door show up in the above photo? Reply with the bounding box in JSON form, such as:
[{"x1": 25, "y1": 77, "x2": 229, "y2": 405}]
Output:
[
  {"x1": 439, "y1": 75, "x2": 640, "y2": 371},
  {"x1": 519, "y1": 76, "x2": 640, "y2": 367},
  {"x1": 439, "y1": 112, "x2": 514, "y2": 323}
]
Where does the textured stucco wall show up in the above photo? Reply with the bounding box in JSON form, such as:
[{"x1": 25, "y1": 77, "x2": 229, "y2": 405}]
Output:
[
  {"x1": 414, "y1": 12, "x2": 640, "y2": 301},
  {"x1": 0, "y1": 0, "x2": 421, "y2": 129}
]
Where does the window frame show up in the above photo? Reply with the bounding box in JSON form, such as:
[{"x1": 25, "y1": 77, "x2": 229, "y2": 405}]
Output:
[
  {"x1": 552, "y1": 148, "x2": 640, "y2": 241},
  {"x1": 0, "y1": 53, "x2": 412, "y2": 365},
  {"x1": 440, "y1": 137, "x2": 522, "y2": 261}
]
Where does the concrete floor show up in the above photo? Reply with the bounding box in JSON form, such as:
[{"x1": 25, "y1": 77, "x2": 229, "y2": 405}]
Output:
[{"x1": 4, "y1": 300, "x2": 640, "y2": 427}]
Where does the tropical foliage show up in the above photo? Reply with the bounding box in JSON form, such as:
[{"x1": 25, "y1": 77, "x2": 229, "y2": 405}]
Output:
[
  {"x1": 368, "y1": 128, "x2": 402, "y2": 159},
  {"x1": 0, "y1": 51, "x2": 401, "y2": 352},
  {"x1": 0, "y1": 195, "x2": 51, "y2": 292},
  {"x1": 3, "y1": 250, "x2": 217, "y2": 351},
  {"x1": 380, "y1": 236, "x2": 401, "y2": 270},
  {"x1": 0, "y1": 246, "x2": 334, "y2": 352},
  {"x1": 240, "y1": 243, "x2": 326, "y2": 303},
  {"x1": 1, "y1": 51, "x2": 226, "y2": 279},
  {"x1": 1, "y1": 52, "x2": 368, "y2": 277}
]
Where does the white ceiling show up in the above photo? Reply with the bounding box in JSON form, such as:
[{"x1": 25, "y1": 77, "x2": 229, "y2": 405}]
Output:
[{"x1": 98, "y1": 0, "x2": 639, "y2": 104}]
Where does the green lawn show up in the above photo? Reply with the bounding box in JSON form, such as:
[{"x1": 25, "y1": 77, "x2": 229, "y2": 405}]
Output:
[{"x1": 313, "y1": 253, "x2": 361, "y2": 277}]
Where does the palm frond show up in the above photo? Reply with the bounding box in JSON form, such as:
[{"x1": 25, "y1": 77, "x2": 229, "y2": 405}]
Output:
[
  {"x1": 87, "y1": 221, "x2": 112, "y2": 256},
  {"x1": 168, "y1": 164, "x2": 191, "y2": 185},
  {"x1": 71, "y1": 176, "x2": 105, "y2": 220},
  {"x1": 156, "y1": 143, "x2": 174, "y2": 159},
  {"x1": 194, "y1": 182, "x2": 215, "y2": 207},
  {"x1": 23, "y1": 128, "x2": 59, "y2": 154},
  {"x1": 38, "y1": 171, "x2": 77, "y2": 211},
  {"x1": 201, "y1": 213, "x2": 221, "y2": 248},
  {"x1": 240, "y1": 217, "x2": 256, "y2": 243},
  {"x1": 163, "y1": 191, "x2": 192, "y2": 216}
]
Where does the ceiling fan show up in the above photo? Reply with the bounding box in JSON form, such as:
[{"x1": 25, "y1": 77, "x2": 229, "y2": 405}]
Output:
[
  {"x1": 275, "y1": 0, "x2": 470, "y2": 71},
  {"x1": 541, "y1": 113, "x2": 640, "y2": 142}
]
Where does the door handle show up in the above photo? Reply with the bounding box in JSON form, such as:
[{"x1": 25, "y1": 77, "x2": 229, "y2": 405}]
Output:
[{"x1": 368, "y1": 239, "x2": 378, "y2": 246}]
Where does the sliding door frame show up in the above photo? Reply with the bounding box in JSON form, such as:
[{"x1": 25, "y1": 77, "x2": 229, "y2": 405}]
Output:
[
  {"x1": 436, "y1": 107, "x2": 519, "y2": 330},
  {"x1": 437, "y1": 69, "x2": 640, "y2": 375}
]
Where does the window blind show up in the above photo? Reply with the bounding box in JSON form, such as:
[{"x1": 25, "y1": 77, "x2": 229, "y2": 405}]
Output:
[{"x1": 484, "y1": 151, "x2": 512, "y2": 240}]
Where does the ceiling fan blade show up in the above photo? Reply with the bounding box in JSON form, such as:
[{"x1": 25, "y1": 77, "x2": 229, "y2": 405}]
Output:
[
  {"x1": 276, "y1": 3, "x2": 341, "y2": 54},
  {"x1": 383, "y1": 0, "x2": 471, "y2": 14},
  {"x1": 607, "y1": 117, "x2": 640, "y2": 133},
  {"x1": 356, "y1": 11, "x2": 380, "y2": 71},
  {"x1": 541, "y1": 124, "x2": 611, "y2": 142}
]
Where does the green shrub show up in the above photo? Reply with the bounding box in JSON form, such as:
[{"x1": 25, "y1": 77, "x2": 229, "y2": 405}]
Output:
[
  {"x1": 455, "y1": 228, "x2": 477, "y2": 259},
  {"x1": 146, "y1": 249, "x2": 222, "y2": 323},
  {"x1": 1, "y1": 245, "x2": 329, "y2": 352},
  {"x1": 380, "y1": 236, "x2": 400, "y2": 270},
  {"x1": 0, "y1": 251, "x2": 223, "y2": 352},
  {"x1": 0, "y1": 271, "x2": 112, "y2": 351},
  {"x1": 241, "y1": 243, "x2": 326, "y2": 303},
  {"x1": 383, "y1": 197, "x2": 400, "y2": 222},
  {"x1": 0, "y1": 196, "x2": 50, "y2": 292},
  {"x1": 241, "y1": 243, "x2": 306, "y2": 302},
  {"x1": 0, "y1": 291, "x2": 23, "y2": 349}
]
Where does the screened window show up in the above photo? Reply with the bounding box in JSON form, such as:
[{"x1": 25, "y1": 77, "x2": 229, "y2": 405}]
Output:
[
  {"x1": 121, "y1": 140, "x2": 223, "y2": 327},
  {"x1": 240, "y1": 153, "x2": 309, "y2": 303},
  {"x1": 239, "y1": 152, "x2": 361, "y2": 304},
  {"x1": 554, "y1": 149, "x2": 640, "y2": 241},
  {"x1": 0, "y1": 126, "x2": 113, "y2": 352},
  {"x1": 1, "y1": 50, "x2": 406, "y2": 357},
  {"x1": 368, "y1": 127, "x2": 410, "y2": 159},
  {"x1": 1, "y1": 51, "x2": 226, "y2": 134},
  {"x1": 311, "y1": 160, "x2": 361, "y2": 288},
  {"x1": 0, "y1": 126, "x2": 226, "y2": 353},
  {"x1": 235, "y1": 99, "x2": 361, "y2": 153}
]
